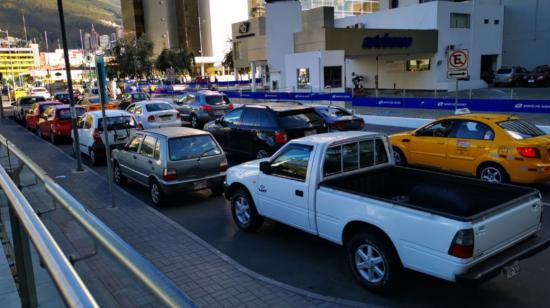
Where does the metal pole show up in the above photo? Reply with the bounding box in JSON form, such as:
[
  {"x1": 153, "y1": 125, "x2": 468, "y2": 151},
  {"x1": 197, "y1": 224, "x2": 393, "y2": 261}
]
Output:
[
  {"x1": 57, "y1": 0, "x2": 83, "y2": 171},
  {"x1": 455, "y1": 78, "x2": 458, "y2": 110},
  {"x1": 96, "y1": 55, "x2": 116, "y2": 208},
  {"x1": 9, "y1": 204, "x2": 38, "y2": 308},
  {"x1": 0, "y1": 83, "x2": 4, "y2": 120},
  {"x1": 7, "y1": 30, "x2": 16, "y2": 87}
]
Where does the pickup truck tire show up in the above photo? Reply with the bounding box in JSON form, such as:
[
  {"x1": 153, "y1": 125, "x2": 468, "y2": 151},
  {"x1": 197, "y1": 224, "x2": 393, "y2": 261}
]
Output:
[
  {"x1": 231, "y1": 188, "x2": 264, "y2": 232},
  {"x1": 392, "y1": 147, "x2": 407, "y2": 166},
  {"x1": 347, "y1": 232, "x2": 401, "y2": 293}
]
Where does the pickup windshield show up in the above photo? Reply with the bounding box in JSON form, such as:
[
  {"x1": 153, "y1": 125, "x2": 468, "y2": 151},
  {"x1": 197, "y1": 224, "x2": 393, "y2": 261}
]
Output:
[
  {"x1": 498, "y1": 120, "x2": 545, "y2": 139},
  {"x1": 168, "y1": 135, "x2": 221, "y2": 161}
]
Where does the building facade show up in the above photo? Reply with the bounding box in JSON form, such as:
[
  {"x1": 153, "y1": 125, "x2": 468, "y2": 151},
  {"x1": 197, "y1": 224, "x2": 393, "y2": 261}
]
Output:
[
  {"x1": 301, "y1": 0, "x2": 381, "y2": 18},
  {"x1": 233, "y1": 0, "x2": 511, "y2": 92},
  {"x1": 0, "y1": 44, "x2": 40, "y2": 80}
]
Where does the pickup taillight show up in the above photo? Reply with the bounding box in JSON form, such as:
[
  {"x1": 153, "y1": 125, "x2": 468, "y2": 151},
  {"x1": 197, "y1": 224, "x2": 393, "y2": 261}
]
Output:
[
  {"x1": 274, "y1": 131, "x2": 287, "y2": 144},
  {"x1": 449, "y1": 229, "x2": 474, "y2": 259}
]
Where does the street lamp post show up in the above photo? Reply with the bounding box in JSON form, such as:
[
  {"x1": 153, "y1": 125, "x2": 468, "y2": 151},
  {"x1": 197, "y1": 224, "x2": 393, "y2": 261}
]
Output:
[{"x1": 57, "y1": 0, "x2": 83, "y2": 171}]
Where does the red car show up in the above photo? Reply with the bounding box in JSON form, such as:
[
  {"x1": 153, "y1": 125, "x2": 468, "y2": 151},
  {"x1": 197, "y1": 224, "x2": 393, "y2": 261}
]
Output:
[
  {"x1": 25, "y1": 101, "x2": 62, "y2": 131},
  {"x1": 37, "y1": 104, "x2": 85, "y2": 144}
]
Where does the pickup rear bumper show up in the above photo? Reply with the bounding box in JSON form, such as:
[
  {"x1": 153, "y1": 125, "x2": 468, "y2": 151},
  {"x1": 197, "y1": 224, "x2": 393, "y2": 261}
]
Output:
[{"x1": 456, "y1": 235, "x2": 550, "y2": 283}]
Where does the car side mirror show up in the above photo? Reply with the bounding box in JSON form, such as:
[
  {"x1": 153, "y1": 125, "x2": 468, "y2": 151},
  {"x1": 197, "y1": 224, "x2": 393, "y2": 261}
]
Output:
[{"x1": 259, "y1": 161, "x2": 271, "y2": 174}]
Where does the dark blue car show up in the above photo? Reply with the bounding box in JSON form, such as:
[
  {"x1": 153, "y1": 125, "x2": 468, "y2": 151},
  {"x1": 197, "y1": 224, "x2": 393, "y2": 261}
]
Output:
[{"x1": 313, "y1": 105, "x2": 365, "y2": 131}]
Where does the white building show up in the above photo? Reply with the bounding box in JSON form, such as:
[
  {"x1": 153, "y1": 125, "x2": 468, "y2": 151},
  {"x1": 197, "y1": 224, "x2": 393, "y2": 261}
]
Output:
[{"x1": 233, "y1": 0, "x2": 510, "y2": 92}]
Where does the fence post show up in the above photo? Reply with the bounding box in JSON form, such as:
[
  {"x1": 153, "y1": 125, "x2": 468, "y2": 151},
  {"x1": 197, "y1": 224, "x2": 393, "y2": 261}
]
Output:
[
  {"x1": 9, "y1": 204, "x2": 38, "y2": 308},
  {"x1": 510, "y1": 88, "x2": 514, "y2": 100}
]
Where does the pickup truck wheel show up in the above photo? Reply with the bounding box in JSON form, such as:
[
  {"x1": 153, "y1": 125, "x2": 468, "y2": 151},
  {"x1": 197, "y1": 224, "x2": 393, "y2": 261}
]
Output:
[
  {"x1": 347, "y1": 232, "x2": 401, "y2": 293},
  {"x1": 231, "y1": 189, "x2": 263, "y2": 232},
  {"x1": 392, "y1": 148, "x2": 407, "y2": 166}
]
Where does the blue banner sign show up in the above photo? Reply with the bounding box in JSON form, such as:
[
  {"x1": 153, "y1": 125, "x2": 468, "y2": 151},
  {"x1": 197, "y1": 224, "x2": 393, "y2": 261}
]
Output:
[{"x1": 362, "y1": 33, "x2": 413, "y2": 49}]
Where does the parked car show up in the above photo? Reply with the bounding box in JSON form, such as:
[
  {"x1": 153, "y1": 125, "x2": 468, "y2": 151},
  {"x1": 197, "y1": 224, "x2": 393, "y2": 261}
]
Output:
[
  {"x1": 313, "y1": 105, "x2": 365, "y2": 131},
  {"x1": 75, "y1": 110, "x2": 136, "y2": 165},
  {"x1": 390, "y1": 113, "x2": 550, "y2": 184},
  {"x1": 25, "y1": 101, "x2": 62, "y2": 131},
  {"x1": 175, "y1": 91, "x2": 234, "y2": 129},
  {"x1": 205, "y1": 103, "x2": 327, "y2": 159},
  {"x1": 78, "y1": 95, "x2": 118, "y2": 112},
  {"x1": 126, "y1": 100, "x2": 181, "y2": 130},
  {"x1": 37, "y1": 105, "x2": 86, "y2": 144},
  {"x1": 225, "y1": 131, "x2": 549, "y2": 292},
  {"x1": 493, "y1": 66, "x2": 529, "y2": 87},
  {"x1": 53, "y1": 92, "x2": 71, "y2": 103},
  {"x1": 111, "y1": 127, "x2": 227, "y2": 206},
  {"x1": 10, "y1": 87, "x2": 29, "y2": 100},
  {"x1": 118, "y1": 92, "x2": 150, "y2": 110},
  {"x1": 12, "y1": 96, "x2": 46, "y2": 123},
  {"x1": 30, "y1": 87, "x2": 51, "y2": 100},
  {"x1": 524, "y1": 65, "x2": 550, "y2": 86}
]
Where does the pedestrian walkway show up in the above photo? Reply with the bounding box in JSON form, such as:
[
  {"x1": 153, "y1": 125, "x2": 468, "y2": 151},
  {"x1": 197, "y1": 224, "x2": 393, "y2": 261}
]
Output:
[
  {"x1": 0, "y1": 226, "x2": 20, "y2": 308},
  {"x1": 0, "y1": 120, "x2": 366, "y2": 307}
]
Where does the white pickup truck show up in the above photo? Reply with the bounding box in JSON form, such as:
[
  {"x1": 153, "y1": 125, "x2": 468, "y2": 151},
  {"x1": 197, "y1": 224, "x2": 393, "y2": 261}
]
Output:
[{"x1": 224, "y1": 131, "x2": 549, "y2": 293}]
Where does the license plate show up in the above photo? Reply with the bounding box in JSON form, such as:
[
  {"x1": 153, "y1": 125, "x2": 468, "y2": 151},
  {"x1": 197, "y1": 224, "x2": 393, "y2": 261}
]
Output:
[
  {"x1": 161, "y1": 116, "x2": 171, "y2": 121},
  {"x1": 193, "y1": 180, "x2": 208, "y2": 190},
  {"x1": 214, "y1": 110, "x2": 224, "y2": 116},
  {"x1": 528, "y1": 80, "x2": 535, "y2": 83},
  {"x1": 304, "y1": 130, "x2": 316, "y2": 136},
  {"x1": 503, "y1": 261, "x2": 520, "y2": 279}
]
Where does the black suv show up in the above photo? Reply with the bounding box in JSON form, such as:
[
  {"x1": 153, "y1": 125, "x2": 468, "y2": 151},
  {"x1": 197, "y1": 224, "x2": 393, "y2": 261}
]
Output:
[{"x1": 205, "y1": 103, "x2": 327, "y2": 159}]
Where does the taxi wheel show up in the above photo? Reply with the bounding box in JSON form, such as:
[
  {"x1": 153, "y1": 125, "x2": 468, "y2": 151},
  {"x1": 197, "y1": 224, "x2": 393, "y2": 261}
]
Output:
[
  {"x1": 478, "y1": 163, "x2": 509, "y2": 184},
  {"x1": 392, "y1": 148, "x2": 407, "y2": 166}
]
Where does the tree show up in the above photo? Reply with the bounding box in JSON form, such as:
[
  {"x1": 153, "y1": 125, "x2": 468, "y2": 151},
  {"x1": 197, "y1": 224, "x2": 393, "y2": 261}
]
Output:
[
  {"x1": 111, "y1": 36, "x2": 154, "y2": 79},
  {"x1": 222, "y1": 48, "x2": 233, "y2": 71},
  {"x1": 155, "y1": 48, "x2": 195, "y2": 80}
]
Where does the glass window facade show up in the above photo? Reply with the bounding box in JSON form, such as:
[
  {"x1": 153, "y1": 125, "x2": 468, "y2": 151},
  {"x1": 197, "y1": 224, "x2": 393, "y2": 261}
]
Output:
[{"x1": 300, "y1": 0, "x2": 381, "y2": 18}]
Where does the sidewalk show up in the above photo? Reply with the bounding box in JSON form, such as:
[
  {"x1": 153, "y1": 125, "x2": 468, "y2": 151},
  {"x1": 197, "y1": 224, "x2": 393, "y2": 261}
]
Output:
[{"x1": 0, "y1": 119, "x2": 366, "y2": 307}]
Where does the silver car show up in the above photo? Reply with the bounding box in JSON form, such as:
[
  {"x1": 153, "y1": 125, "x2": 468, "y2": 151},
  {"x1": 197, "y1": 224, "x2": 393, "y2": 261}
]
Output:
[
  {"x1": 174, "y1": 90, "x2": 234, "y2": 129},
  {"x1": 494, "y1": 66, "x2": 529, "y2": 87},
  {"x1": 111, "y1": 127, "x2": 228, "y2": 206}
]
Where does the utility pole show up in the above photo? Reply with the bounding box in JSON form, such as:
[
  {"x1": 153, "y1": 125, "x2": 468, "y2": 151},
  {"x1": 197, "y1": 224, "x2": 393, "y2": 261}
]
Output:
[
  {"x1": 44, "y1": 31, "x2": 49, "y2": 52},
  {"x1": 57, "y1": 0, "x2": 83, "y2": 172},
  {"x1": 22, "y1": 13, "x2": 28, "y2": 44}
]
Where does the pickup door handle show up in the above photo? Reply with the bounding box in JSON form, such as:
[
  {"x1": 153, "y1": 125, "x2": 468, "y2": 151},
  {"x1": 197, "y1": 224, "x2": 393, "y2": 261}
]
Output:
[{"x1": 295, "y1": 190, "x2": 304, "y2": 197}]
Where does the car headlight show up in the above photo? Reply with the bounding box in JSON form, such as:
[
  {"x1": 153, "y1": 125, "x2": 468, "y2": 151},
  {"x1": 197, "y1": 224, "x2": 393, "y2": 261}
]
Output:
[{"x1": 537, "y1": 76, "x2": 544, "y2": 80}]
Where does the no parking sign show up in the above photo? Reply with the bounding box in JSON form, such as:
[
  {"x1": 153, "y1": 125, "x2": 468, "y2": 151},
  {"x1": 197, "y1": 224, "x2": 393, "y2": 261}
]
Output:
[{"x1": 447, "y1": 49, "x2": 469, "y2": 71}]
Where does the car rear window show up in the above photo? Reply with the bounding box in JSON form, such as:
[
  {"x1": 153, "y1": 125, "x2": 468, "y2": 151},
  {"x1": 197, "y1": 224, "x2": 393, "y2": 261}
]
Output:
[
  {"x1": 98, "y1": 116, "x2": 135, "y2": 131},
  {"x1": 318, "y1": 107, "x2": 352, "y2": 118},
  {"x1": 168, "y1": 135, "x2": 222, "y2": 161},
  {"x1": 498, "y1": 120, "x2": 545, "y2": 140},
  {"x1": 497, "y1": 68, "x2": 512, "y2": 74},
  {"x1": 277, "y1": 110, "x2": 324, "y2": 129},
  {"x1": 20, "y1": 97, "x2": 46, "y2": 105},
  {"x1": 39, "y1": 104, "x2": 59, "y2": 112},
  {"x1": 145, "y1": 103, "x2": 173, "y2": 112},
  {"x1": 205, "y1": 95, "x2": 225, "y2": 105},
  {"x1": 57, "y1": 108, "x2": 85, "y2": 120}
]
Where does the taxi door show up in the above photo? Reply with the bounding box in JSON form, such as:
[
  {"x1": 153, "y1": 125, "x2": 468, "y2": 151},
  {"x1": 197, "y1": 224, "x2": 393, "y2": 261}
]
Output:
[
  {"x1": 446, "y1": 120, "x2": 494, "y2": 176},
  {"x1": 408, "y1": 119, "x2": 455, "y2": 170}
]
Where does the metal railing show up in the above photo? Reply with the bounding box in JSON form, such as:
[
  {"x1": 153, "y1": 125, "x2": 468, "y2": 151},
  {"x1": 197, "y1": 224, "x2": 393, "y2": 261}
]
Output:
[
  {"x1": 0, "y1": 135, "x2": 195, "y2": 308},
  {"x1": 0, "y1": 165, "x2": 98, "y2": 307}
]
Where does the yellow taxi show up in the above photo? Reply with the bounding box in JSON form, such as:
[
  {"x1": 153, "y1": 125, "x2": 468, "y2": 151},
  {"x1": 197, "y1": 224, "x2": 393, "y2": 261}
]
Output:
[
  {"x1": 389, "y1": 113, "x2": 550, "y2": 184},
  {"x1": 10, "y1": 87, "x2": 28, "y2": 100}
]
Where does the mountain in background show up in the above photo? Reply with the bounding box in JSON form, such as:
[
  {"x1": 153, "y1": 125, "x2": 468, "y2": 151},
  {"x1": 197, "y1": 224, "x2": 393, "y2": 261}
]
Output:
[{"x1": 0, "y1": 0, "x2": 121, "y2": 50}]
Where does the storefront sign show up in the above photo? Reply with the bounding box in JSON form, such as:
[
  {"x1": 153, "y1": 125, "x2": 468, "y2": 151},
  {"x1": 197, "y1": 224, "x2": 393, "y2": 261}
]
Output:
[{"x1": 362, "y1": 33, "x2": 413, "y2": 49}]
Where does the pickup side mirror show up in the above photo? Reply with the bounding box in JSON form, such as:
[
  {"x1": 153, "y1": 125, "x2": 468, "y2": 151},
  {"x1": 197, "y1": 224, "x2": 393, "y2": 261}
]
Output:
[{"x1": 259, "y1": 161, "x2": 271, "y2": 174}]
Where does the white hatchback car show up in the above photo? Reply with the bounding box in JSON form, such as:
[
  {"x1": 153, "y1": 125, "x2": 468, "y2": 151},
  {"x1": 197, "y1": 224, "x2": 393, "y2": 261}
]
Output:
[
  {"x1": 75, "y1": 110, "x2": 136, "y2": 165},
  {"x1": 125, "y1": 100, "x2": 181, "y2": 130},
  {"x1": 30, "y1": 87, "x2": 51, "y2": 100}
]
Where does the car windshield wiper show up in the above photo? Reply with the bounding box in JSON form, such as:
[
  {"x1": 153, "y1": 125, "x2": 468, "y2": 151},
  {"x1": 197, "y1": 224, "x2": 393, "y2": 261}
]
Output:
[{"x1": 196, "y1": 148, "x2": 216, "y2": 161}]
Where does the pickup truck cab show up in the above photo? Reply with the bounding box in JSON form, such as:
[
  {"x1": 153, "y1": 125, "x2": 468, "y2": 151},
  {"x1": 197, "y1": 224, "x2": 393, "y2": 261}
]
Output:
[{"x1": 225, "y1": 131, "x2": 549, "y2": 293}]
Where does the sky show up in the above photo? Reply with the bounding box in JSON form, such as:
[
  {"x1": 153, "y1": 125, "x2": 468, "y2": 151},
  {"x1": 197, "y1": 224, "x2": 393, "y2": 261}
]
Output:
[{"x1": 209, "y1": 0, "x2": 249, "y2": 58}]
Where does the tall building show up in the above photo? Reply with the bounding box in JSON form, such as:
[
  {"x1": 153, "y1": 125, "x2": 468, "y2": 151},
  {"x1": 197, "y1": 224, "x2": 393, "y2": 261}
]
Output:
[
  {"x1": 121, "y1": 0, "x2": 248, "y2": 58},
  {"x1": 301, "y1": 0, "x2": 381, "y2": 18},
  {"x1": 249, "y1": 0, "x2": 266, "y2": 18},
  {"x1": 0, "y1": 44, "x2": 40, "y2": 80}
]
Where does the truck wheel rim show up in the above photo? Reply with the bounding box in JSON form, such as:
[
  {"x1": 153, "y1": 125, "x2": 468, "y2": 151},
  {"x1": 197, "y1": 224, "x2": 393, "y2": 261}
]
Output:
[
  {"x1": 234, "y1": 196, "x2": 251, "y2": 225},
  {"x1": 151, "y1": 183, "x2": 160, "y2": 204},
  {"x1": 191, "y1": 116, "x2": 197, "y2": 128},
  {"x1": 393, "y1": 151, "x2": 402, "y2": 165},
  {"x1": 256, "y1": 150, "x2": 269, "y2": 159},
  {"x1": 355, "y1": 244, "x2": 385, "y2": 283},
  {"x1": 481, "y1": 167, "x2": 502, "y2": 183}
]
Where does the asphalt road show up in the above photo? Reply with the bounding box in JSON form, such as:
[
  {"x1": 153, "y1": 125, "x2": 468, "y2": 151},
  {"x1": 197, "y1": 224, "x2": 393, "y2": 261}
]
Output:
[{"x1": 51, "y1": 123, "x2": 550, "y2": 307}]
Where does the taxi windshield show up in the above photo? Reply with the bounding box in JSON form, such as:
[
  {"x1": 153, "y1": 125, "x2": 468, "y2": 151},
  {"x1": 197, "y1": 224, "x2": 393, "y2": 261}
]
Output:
[{"x1": 498, "y1": 119, "x2": 546, "y2": 140}]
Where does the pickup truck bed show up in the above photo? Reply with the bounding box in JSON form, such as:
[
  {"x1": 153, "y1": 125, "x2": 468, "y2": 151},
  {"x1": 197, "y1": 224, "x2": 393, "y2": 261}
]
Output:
[{"x1": 321, "y1": 166, "x2": 539, "y2": 221}]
